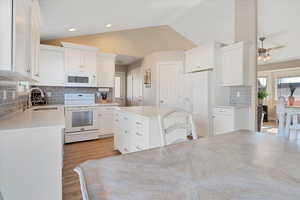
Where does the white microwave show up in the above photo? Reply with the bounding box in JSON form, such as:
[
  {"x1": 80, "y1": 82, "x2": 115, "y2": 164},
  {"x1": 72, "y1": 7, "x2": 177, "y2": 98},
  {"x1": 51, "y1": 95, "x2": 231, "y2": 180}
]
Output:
[{"x1": 66, "y1": 72, "x2": 97, "y2": 87}]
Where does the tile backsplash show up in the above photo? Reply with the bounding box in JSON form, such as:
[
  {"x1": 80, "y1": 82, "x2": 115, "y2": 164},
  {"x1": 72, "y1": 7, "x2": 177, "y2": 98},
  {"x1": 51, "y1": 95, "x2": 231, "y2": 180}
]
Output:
[
  {"x1": 0, "y1": 81, "x2": 28, "y2": 118},
  {"x1": 230, "y1": 86, "x2": 252, "y2": 106},
  {"x1": 32, "y1": 86, "x2": 113, "y2": 105}
]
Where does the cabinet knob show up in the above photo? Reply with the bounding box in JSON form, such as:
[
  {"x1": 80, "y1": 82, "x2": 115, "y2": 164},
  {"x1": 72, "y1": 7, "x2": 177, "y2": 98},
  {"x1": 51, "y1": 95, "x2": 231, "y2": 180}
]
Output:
[
  {"x1": 160, "y1": 100, "x2": 164, "y2": 103},
  {"x1": 136, "y1": 132, "x2": 142, "y2": 136},
  {"x1": 136, "y1": 122, "x2": 142, "y2": 125}
]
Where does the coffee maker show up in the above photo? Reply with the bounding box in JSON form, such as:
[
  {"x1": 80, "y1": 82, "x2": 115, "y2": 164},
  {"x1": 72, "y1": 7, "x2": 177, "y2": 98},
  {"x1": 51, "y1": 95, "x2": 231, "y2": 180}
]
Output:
[{"x1": 97, "y1": 88, "x2": 110, "y2": 103}]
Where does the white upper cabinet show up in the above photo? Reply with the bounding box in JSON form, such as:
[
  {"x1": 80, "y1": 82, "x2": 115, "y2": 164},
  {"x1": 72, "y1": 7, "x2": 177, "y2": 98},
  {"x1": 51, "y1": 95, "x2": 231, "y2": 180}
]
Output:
[
  {"x1": 221, "y1": 42, "x2": 249, "y2": 86},
  {"x1": 29, "y1": 0, "x2": 41, "y2": 80},
  {"x1": 62, "y1": 42, "x2": 98, "y2": 77},
  {"x1": 185, "y1": 43, "x2": 217, "y2": 73},
  {"x1": 97, "y1": 53, "x2": 116, "y2": 88},
  {"x1": 37, "y1": 45, "x2": 65, "y2": 86},
  {"x1": 0, "y1": 0, "x2": 40, "y2": 80}
]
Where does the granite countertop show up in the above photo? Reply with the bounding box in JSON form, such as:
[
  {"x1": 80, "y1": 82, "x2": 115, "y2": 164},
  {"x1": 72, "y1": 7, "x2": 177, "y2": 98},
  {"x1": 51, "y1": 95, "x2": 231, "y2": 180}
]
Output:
[
  {"x1": 118, "y1": 106, "x2": 176, "y2": 118},
  {"x1": 0, "y1": 105, "x2": 65, "y2": 131},
  {"x1": 64, "y1": 102, "x2": 120, "y2": 108},
  {"x1": 77, "y1": 130, "x2": 300, "y2": 200}
]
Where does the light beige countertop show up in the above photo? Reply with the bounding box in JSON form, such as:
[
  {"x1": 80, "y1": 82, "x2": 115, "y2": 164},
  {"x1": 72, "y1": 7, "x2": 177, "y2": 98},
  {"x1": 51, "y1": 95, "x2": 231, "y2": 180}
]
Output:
[
  {"x1": 117, "y1": 106, "x2": 175, "y2": 118},
  {"x1": 77, "y1": 130, "x2": 300, "y2": 200},
  {"x1": 0, "y1": 105, "x2": 65, "y2": 131},
  {"x1": 64, "y1": 102, "x2": 120, "y2": 108}
]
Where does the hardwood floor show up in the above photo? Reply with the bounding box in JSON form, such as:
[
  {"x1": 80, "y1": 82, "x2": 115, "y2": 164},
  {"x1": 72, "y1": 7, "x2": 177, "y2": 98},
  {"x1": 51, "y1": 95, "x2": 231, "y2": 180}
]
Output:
[{"x1": 63, "y1": 137, "x2": 120, "y2": 200}]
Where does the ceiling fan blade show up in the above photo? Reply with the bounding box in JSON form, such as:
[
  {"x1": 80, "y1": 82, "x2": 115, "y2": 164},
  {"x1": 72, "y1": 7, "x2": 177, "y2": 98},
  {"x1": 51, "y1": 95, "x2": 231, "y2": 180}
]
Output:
[{"x1": 267, "y1": 45, "x2": 286, "y2": 51}]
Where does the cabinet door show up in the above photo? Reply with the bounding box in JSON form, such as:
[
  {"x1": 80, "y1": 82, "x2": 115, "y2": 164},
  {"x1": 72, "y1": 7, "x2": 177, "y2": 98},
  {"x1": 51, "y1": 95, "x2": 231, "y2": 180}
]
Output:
[
  {"x1": 82, "y1": 51, "x2": 96, "y2": 73},
  {"x1": 98, "y1": 112, "x2": 114, "y2": 135},
  {"x1": 213, "y1": 115, "x2": 234, "y2": 135},
  {"x1": 65, "y1": 48, "x2": 82, "y2": 73},
  {"x1": 30, "y1": 1, "x2": 40, "y2": 80},
  {"x1": 38, "y1": 46, "x2": 65, "y2": 86},
  {"x1": 221, "y1": 42, "x2": 245, "y2": 86},
  {"x1": 97, "y1": 54, "x2": 116, "y2": 87},
  {"x1": 0, "y1": 0, "x2": 13, "y2": 70},
  {"x1": 14, "y1": 0, "x2": 31, "y2": 76}
]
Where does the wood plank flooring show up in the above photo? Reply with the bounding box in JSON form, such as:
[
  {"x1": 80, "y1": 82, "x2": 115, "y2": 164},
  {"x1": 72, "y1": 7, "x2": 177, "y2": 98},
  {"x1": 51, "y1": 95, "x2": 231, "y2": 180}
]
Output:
[{"x1": 63, "y1": 137, "x2": 120, "y2": 200}]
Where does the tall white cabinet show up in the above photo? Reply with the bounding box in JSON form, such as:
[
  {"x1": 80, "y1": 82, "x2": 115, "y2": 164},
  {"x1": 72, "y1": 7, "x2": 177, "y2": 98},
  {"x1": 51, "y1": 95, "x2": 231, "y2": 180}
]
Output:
[{"x1": 0, "y1": 0, "x2": 40, "y2": 80}]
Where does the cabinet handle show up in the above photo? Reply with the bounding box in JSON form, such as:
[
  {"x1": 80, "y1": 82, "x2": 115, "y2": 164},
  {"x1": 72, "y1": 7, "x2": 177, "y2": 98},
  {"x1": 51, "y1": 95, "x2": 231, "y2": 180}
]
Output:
[
  {"x1": 124, "y1": 117, "x2": 128, "y2": 120},
  {"x1": 26, "y1": 69, "x2": 31, "y2": 73},
  {"x1": 115, "y1": 119, "x2": 119, "y2": 122},
  {"x1": 98, "y1": 114, "x2": 102, "y2": 117},
  {"x1": 136, "y1": 132, "x2": 142, "y2": 136},
  {"x1": 124, "y1": 130, "x2": 128, "y2": 134},
  {"x1": 136, "y1": 146, "x2": 142, "y2": 150},
  {"x1": 136, "y1": 122, "x2": 142, "y2": 125}
]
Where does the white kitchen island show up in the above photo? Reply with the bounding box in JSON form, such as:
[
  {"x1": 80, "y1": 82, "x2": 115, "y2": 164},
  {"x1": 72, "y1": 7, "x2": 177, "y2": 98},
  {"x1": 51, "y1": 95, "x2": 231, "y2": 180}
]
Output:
[{"x1": 114, "y1": 106, "x2": 182, "y2": 154}]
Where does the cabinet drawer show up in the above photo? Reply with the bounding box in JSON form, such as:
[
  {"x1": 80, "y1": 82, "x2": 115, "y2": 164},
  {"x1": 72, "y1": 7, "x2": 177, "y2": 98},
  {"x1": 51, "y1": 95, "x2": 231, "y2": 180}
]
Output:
[{"x1": 213, "y1": 108, "x2": 233, "y2": 116}]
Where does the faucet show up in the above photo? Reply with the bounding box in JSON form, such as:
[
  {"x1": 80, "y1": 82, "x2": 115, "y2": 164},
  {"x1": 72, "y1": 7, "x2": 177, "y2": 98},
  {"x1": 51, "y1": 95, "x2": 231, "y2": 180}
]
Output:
[{"x1": 28, "y1": 87, "x2": 45, "y2": 108}]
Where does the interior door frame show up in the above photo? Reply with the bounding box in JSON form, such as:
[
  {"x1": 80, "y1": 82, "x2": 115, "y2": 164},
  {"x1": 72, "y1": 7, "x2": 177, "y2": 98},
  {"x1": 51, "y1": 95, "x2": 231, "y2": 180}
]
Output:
[
  {"x1": 114, "y1": 71, "x2": 126, "y2": 106},
  {"x1": 156, "y1": 61, "x2": 184, "y2": 107}
]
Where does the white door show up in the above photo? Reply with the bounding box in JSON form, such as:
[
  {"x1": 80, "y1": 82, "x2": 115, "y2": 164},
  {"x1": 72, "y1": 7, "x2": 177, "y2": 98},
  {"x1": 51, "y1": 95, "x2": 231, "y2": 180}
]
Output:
[
  {"x1": 158, "y1": 62, "x2": 182, "y2": 108},
  {"x1": 132, "y1": 67, "x2": 143, "y2": 106},
  {"x1": 114, "y1": 72, "x2": 126, "y2": 106}
]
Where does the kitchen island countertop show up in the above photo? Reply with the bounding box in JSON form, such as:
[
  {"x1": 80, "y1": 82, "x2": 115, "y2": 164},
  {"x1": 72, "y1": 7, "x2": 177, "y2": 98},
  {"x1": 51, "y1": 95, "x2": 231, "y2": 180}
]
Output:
[{"x1": 76, "y1": 130, "x2": 300, "y2": 200}]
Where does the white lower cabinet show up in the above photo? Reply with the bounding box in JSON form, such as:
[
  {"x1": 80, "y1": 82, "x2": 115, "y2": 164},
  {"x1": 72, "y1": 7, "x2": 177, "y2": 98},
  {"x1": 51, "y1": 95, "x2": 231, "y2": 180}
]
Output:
[
  {"x1": 97, "y1": 106, "x2": 118, "y2": 136},
  {"x1": 114, "y1": 110, "x2": 160, "y2": 154},
  {"x1": 213, "y1": 106, "x2": 249, "y2": 135}
]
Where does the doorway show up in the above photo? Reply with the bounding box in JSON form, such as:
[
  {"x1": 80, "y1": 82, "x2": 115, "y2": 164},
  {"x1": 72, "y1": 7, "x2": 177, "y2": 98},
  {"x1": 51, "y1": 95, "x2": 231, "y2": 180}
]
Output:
[{"x1": 114, "y1": 72, "x2": 126, "y2": 106}]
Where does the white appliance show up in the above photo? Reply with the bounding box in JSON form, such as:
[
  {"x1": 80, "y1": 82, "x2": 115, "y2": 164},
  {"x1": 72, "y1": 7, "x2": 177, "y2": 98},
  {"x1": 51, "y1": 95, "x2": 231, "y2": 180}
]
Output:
[
  {"x1": 66, "y1": 72, "x2": 97, "y2": 87},
  {"x1": 64, "y1": 93, "x2": 99, "y2": 143}
]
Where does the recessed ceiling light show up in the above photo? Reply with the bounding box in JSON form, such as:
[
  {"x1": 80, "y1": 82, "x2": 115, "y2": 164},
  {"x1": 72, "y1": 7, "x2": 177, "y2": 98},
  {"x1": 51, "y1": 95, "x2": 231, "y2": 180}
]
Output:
[
  {"x1": 106, "y1": 24, "x2": 112, "y2": 28},
  {"x1": 68, "y1": 28, "x2": 77, "y2": 32}
]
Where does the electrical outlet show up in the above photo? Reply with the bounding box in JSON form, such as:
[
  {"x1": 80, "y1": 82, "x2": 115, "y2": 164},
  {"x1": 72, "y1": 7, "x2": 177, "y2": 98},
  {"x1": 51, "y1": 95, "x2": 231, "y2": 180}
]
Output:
[
  {"x1": 47, "y1": 92, "x2": 52, "y2": 97},
  {"x1": 237, "y1": 91, "x2": 241, "y2": 97},
  {"x1": 3, "y1": 90, "x2": 7, "y2": 100}
]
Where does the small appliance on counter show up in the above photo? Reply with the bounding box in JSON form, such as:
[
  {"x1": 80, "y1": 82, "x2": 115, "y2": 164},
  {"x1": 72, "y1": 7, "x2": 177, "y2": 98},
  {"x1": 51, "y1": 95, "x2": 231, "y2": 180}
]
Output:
[{"x1": 97, "y1": 88, "x2": 110, "y2": 104}]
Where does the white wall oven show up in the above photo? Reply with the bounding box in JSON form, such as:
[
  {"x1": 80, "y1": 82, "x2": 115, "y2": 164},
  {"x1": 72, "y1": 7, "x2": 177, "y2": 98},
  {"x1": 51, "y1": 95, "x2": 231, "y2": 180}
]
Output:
[{"x1": 65, "y1": 106, "x2": 98, "y2": 133}]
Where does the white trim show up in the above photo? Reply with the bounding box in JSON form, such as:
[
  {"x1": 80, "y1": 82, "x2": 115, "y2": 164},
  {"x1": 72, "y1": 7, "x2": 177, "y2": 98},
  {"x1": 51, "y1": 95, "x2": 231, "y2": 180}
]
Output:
[
  {"x1": 61, "y1": 42, "x2": 99, "y2": 51},
  {"x1": 40, "y1": 44, "x2": 65, "y2": 52},
  {"x1": 156, "y1": 61, "x2": 184, "y2": 107}
]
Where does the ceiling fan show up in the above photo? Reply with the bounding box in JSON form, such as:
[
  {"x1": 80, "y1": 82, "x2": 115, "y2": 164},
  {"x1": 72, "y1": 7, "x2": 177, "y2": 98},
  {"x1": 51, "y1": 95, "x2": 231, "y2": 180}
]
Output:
[{"x1": 257, "y1": 37, "x2": 286, "y2": 62}]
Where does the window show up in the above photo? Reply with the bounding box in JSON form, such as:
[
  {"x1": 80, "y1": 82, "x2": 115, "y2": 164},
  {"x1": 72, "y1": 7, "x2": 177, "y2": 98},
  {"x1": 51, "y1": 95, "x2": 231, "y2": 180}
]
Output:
[
  {"x1": 258, "y1": 77, "x2": 267, "y2": 90},
  {"x1": 114, "y1": 77, "x2": 121, "y2": 98},
  {"x1": 277, "y1": 76, "x2": 300, "y2": 99}
]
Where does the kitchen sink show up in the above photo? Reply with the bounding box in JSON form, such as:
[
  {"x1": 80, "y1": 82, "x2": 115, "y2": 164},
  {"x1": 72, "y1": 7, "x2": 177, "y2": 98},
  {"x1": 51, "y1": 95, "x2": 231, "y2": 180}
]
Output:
[{"x1": 33, "y1": 107, "x2": 58, "y2": 111}]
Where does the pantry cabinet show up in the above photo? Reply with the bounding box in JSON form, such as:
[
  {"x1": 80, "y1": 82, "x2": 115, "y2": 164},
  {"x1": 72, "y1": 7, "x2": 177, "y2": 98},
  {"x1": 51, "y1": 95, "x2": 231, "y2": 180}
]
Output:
[
  {"x1": 185, "y1": 43, "x2": 217, "y2": 73},
  {"x1": 0, "y1": 0, "x2": 40, "y2": 80},
  {"x1": 97, "y1": 53, "x2": 116, "y2": 88},
  {"x1": 221, "y1": 42, "x2": 249, "y2": 86}
]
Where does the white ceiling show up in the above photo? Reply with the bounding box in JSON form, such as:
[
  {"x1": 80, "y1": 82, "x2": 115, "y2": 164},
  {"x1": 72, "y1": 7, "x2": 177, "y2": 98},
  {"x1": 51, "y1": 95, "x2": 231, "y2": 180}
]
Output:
[
  {"x1": 40, "y1": 0, "x2": 299, "y2": 63},
  {"x1": 258, "y1": 0, "x2": 300, "y2": 64},
  {"x1": 40, "y1": 0, "x2": 206, "y2": 40}
]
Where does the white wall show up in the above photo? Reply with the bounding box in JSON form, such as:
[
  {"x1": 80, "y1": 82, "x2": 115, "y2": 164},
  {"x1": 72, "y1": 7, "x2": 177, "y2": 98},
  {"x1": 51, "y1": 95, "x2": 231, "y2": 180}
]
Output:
[{"x1": 170, "y1": 0, "x2": 235, "y2": 45}]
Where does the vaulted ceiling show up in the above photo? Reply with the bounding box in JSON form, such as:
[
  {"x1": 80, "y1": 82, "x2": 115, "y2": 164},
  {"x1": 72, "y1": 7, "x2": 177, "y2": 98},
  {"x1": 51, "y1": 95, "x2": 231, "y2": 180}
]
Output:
[{"x1": 40, "y1": 0, "x2": 300, "y2": 63}]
